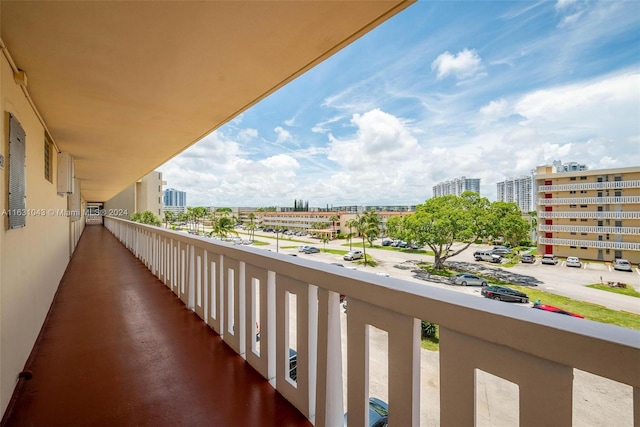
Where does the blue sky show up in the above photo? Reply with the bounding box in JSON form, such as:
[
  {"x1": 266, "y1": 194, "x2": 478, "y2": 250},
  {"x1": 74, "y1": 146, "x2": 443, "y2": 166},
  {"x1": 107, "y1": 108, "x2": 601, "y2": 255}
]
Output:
[{"x1": 159, "y1": 0, "x2": 640, "y2": 208}]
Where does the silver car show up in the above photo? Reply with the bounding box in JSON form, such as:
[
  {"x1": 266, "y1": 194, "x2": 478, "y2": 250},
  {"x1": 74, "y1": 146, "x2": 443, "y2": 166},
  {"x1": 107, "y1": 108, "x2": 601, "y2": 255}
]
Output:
[{"x1": 450, "y1": 273, "x2": 488, "y2": 287}]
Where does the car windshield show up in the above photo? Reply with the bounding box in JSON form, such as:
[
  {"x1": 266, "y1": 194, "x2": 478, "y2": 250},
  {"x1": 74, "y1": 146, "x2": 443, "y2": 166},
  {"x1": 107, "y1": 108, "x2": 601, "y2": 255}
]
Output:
[{"x1": 369, "y1": 400, "x2": 389, "y2": 417}]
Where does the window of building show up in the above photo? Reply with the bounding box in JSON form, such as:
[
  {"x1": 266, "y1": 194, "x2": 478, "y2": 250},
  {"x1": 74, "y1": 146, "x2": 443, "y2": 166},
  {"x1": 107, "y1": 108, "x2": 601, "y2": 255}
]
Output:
[
  {"x1": 597, "y1": 177, "x2": 603, "y2": 182},
  {"x1": 580, "y1": 204, "x2": 587, "y2": 208},
  {"x1": 44, "y1": 137, "x2": 53, "y2": 183},
  {"x1": 614, "y1": 175, "x2": 622, "y2": 182},
  {"x1": 598, "y1": 236, "x2": 603, "y2": 241},
  {"x1": 615, "y1": 250, "x2": 622, "y2": 259},
  {"x1": 8, "y1": 114, "x2": 26, "y2": 229},
  {"x1": 615, "y1": 221, "x2": 622, "y2": 227},
  {"x1": 597, "y1": 191, "x2": 603, "y2": 197},
  {"x1": 581, "y1": 232, "x2": 587, "y2": 235},
  {"x1": 570, "y1": 232, "x2": 576, "y2": 235},
  {"x1": 570, "y1": 218, "x2": 577, "y2": 222},
  {"x1": 580, "y1": 246, "x2": 587, "y2": 249},
  {"x1": 570, "y1": 177, "x2": 576, "y2": 181},
  {"x1": 570, "y1": 245, "x2": 577, "y2": 249},
  {"x1": 597, "y1": 206, "x2": 603, "y2": 212},
  {"x1": 597, "y1": 221, "x2": 603, "y2": 226},
  {"x1": 614, "y1": 190, "x2": 622, "y2": 197},
  {"x1": 569, "y1": 204, "x2": 577, "y2": 208},
  {"x1": 606, "y1": 249, "x2": 610, "y2": 254},
  {"x1": 579, "y1": 176, "x2": 587, "y2": 180},
  {"x1": 580, "y1": 218, "x2": 587, "y2": 222}
]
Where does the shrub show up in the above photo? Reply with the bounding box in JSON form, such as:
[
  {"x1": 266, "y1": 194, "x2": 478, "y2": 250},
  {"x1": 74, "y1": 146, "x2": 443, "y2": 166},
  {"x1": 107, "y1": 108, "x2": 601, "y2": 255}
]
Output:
[{"x1": 421, "y1": 321, "x2": 437, "y2": 338}]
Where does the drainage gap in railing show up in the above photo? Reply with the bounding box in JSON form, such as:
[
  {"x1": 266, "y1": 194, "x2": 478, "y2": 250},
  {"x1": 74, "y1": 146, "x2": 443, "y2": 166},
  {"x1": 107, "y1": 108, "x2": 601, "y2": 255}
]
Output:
[
  {"x1": 368, "y1": 325, "x2": 389, "y2": 414},
  {"x1": 286, "y1": 291, "x2": 297, "y2": 387},
  {"x1": 251, "y1": 277, "x2": 261, "y2": 357},
  {"x1": 573, "y1": 369, "x2": 633, "y2": 427}
]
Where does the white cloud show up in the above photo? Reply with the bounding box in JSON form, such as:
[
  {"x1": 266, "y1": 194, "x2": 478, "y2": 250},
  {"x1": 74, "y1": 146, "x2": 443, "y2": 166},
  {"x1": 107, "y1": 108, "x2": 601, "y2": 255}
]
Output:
[
  {"x1": 274, "y1": 126, "x2": 293, "y2": 145},
  {"x1": 479, "y1": 99, "x2": 509, "y2": 120},
  {"x1": 431, "y1": 48, "x2": 484, "y2": 81},
  {"x1": 328, "y1": 109, "x2": 420, "y2": 171}
]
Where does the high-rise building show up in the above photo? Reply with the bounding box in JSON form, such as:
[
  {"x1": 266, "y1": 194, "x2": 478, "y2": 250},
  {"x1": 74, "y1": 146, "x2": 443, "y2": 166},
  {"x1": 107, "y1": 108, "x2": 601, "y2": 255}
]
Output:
[
  {"x1": 433, "y1": 176, "x2": 481, "y2": 197},
  {"x1": 163, "y1": 188, "x2": 187, "y2": 214},
  {"x1": 497, "y1": 176, "x2": 533, "y2": 213},
  {"x1": 536, "y1": 165, "x2": 640, "y2": 264}
]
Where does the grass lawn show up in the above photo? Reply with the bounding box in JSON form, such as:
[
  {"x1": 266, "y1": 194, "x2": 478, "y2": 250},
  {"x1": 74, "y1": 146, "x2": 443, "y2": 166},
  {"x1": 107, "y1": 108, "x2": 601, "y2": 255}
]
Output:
[
  {"x1": 508, "y1": 284, "x2": 640, "y2": 330},
  {"x1": 421, "y1": 328, "x2": 439, "y2": 351},
  {"x1": 587, "y1": 284, "x2": 640, "y2": 298},
  {"x1": 251, "y1": 240, "x2": 270, "y2": 246}
]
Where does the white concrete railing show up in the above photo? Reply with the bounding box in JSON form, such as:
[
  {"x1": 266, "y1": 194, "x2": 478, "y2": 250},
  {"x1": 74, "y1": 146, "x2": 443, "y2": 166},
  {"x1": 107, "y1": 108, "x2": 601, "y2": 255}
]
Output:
[
  {"x1": 104, "y1": 217, "x2": 640, "y2": 426},
  {"x1": 538, "y1": 237, "x2": 640, "y2": 251},
  {"x1": 538, "y1": 180, "x2": 640, "y2": 192},
  {"x1": 538, "y1": 196, "x2": 640, "y2": 205},
  {"x1": 538, "y1": 224, "x2": 640, "y2": 235},
  {"x1": 538, "y1": 211, "x2": 640, "y2": 219}
]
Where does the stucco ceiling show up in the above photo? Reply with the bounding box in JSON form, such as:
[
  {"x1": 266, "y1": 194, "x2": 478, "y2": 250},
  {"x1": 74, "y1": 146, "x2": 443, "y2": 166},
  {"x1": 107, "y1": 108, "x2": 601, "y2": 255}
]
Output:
[{"x1": 1, "y1": 0, "x2": 413, "y2": 202}]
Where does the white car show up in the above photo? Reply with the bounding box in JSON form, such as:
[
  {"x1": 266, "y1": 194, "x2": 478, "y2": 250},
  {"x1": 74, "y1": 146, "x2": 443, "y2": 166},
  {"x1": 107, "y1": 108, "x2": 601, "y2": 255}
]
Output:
[
  {"x1": 613, "y1": 259, "x2": 633, "y2": 272},
  {"x1": 343, "y1": 250, "x2": 364, "y2": 261},
  {"x1": 566, "y1": 256, "x2": 582, "y2": 268}
]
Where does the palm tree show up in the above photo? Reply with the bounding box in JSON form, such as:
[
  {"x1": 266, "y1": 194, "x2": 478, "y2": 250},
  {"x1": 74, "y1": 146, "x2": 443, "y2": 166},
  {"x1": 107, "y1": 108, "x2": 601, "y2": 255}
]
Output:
[
  {"x1": 353, "y1": 212, "x2": 380, "y2": 267},
  {"x1": 345, "y1": 218, "x2": 358, "y2": 250},
  {"x1": 163, "y1": 210, "x2": 175, "y2": 228},
  {"x1": 247, "y1": 212, "x2": 256, "y2": 241},
  {"x1": 209, "y1": 213, "x2": 237, "y2": 240}
]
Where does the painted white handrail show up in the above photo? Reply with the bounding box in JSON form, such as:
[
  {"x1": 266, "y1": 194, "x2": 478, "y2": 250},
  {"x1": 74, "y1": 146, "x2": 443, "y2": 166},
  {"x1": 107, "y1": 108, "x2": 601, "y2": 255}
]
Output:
[{"x1": 104, "y1": 217, "x2": 640, "y2": 426}]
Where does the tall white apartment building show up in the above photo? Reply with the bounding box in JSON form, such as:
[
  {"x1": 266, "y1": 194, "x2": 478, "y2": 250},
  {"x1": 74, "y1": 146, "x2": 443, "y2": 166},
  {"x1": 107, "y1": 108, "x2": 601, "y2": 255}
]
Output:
[
  {"x1": 497, "y1": 176, "x2": 533, "y2": 213},
  {"x1": 433, "y1": 176, "x2": 481, "y2": 197},
  {"x1": 536, "y1": 165, "x2": 640, "y2": 264}
]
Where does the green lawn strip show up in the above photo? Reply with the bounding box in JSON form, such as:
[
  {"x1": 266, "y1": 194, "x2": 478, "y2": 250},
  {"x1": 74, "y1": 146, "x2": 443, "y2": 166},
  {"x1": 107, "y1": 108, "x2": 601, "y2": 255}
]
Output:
[
  {"x1": 587, "y1": 284, "x2": 640, "y2": 298},
  {"x1": 251, "y1": 240, "x2": 270, "y2": 246},
  {"x1": 508, "y1": 284, "x2": 640, "y2": 330},
  {"x1": 421, "y1": 328, "x2": 439, "y2": 351}
]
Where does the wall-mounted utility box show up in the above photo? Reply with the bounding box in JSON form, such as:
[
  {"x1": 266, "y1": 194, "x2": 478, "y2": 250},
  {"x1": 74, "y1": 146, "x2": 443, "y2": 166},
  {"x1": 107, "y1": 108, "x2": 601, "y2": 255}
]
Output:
[{"x1": 57, "y1": 152, "x2": 74, "y2": 194}]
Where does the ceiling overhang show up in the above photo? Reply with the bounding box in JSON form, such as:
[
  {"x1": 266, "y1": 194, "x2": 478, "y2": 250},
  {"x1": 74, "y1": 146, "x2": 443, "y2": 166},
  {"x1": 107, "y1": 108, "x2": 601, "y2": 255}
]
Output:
[{"x1": 1, "y1": 1, "x2": 414, "y2": 202}]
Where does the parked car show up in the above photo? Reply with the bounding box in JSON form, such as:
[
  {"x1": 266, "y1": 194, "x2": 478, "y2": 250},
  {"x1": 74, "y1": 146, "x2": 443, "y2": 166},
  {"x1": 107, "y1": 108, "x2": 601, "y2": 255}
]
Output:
[
  {"x1": 298, "y1": 245, "x2": 311, "y2": 253},
  {"x1": 450, "y1": 273, "x2": 487, "y2": 287},
  {"x1": 475, "y1": 251, "x2": 502, "y2": 263},
  {"x1": 481, "y1": 285, "x2": 529, "y2": 303},
  {"x1": 566, "y1": 256, "x2": 582, "y2": 268},
  {"x1": 613, "y1": 259, "x2": 633, "y2": 272},
  {"x1": 343, "y1": 397, "x2": 389, "y2": 427},
  {"x1": 381, "y1": 239, "x2": 393, "y2": 246},
  {"x1": 541, "y1": 254, "x2": 558, "y2": 265},
  {"x1": 533, "y1": 304, "x2": 584, "y2": 318},
  {"x1": 521, "y1": 254, "x2": 536, "y2": 264},
  {"x1": 343, "y1": 250, "x2": 364, "y2": 261},
  {"x1": 491, "y1": 247, "x2": 512, "y2": 255},
  {"x1": 288, "y1": 348, "x2": 297, "y2": 381},
  {"x1": 396, "y1": 241, "x2": 409, "y2": 248},
  {"x1": 303, "y1": 246, "x2": 320, "y2": 254}
]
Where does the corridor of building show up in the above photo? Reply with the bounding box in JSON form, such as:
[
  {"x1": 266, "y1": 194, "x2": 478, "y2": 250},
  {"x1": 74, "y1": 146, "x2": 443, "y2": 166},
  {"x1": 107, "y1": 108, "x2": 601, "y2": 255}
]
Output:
[{"x1": 2, "y1": 225, "x2": 310, "y2": 427}]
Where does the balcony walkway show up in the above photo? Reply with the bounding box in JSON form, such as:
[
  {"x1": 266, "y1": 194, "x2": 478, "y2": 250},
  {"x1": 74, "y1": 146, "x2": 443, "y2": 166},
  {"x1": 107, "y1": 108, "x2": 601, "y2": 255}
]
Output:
[{"x1": 2, "y1": 225, "x2": 311, "y2": 427}]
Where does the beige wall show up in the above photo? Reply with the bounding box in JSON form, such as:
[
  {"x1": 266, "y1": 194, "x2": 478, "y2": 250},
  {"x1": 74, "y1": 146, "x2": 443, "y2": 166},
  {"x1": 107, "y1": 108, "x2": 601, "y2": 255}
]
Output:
[
  {"x1": 104, "y1": 185, "x2": 136, "y2": 219},
  {"x1": 0, "y1": 56, "x2": 76, "y2": 414},
  {"x1": 105, "y1": 171, "x2": 163, "y2": 220}
]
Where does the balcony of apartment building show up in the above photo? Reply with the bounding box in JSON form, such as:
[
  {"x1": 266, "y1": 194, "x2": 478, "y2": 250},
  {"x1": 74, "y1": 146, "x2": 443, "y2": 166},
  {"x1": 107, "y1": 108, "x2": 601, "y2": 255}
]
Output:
[
  {"x1": 538, "y1": 196, "x2": 640, "y2": 205},
  {"x1": 537, "y1": 178, "x2": 640, "y2": 192},
  {"x1": 2, "y1": 2, "x2": 640, "y2": 426},
  {"x1": 5, "y1": 217, "x2": 639, "y2": 426}
]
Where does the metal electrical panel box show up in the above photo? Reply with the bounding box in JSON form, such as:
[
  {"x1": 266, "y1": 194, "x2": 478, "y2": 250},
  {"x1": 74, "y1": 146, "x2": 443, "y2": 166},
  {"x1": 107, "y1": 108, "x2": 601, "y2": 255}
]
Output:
[{"x1": 57, "y1": 152, "x2": 74, "y2": 194}]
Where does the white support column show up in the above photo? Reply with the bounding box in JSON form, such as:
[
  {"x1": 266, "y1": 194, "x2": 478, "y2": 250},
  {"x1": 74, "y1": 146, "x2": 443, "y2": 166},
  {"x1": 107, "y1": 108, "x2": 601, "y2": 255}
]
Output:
[{"x1": 315, "y1": 289, "x2": 344, "y2": 427}]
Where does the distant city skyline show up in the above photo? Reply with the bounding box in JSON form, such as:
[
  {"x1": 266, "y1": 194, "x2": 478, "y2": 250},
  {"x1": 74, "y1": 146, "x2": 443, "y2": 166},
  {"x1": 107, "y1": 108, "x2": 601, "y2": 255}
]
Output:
[{"x1": 159, "y1": 1, "x2": 640, "y2": 207}]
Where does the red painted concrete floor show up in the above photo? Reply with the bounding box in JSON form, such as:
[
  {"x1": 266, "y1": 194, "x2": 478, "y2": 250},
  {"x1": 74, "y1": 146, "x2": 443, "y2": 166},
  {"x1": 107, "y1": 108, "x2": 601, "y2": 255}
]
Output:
[{"x1": 2, "y1": 225, "x2": 311, "y2": 427}]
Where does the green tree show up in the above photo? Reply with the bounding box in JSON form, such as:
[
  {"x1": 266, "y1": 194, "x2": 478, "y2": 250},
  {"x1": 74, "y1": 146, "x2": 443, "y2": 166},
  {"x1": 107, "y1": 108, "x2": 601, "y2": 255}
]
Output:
[
  {"x1": 354, "y1": 211, "x2": 381, "y2": 267},
  {"x1": 163, "y1": 210, "x2": 176, "y2": 228},
  {"x1": 247, "y1": 212, "x2": 257, "y2": 241},
  {"x1": 329, "y1": 215, "x2": 339, "y2": 235},
  {"x1": 385, "y1": 216, "x2": 404, "y2": 240},
  {"x1": 487, "y1": 202, "x2": 531, "y2": 247},
  {"x1": 209, "y1": 213, "x2": 238, "y2": 239},
  {"x1": 404, "y1": 192, "x2": 490, "y2": 270},
  {"x1": 130, "y1": 210, "x2": 162, "y2": 226},
  {"x1": 345, "y1": 218, "x2": 358, "y2": 250}
]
